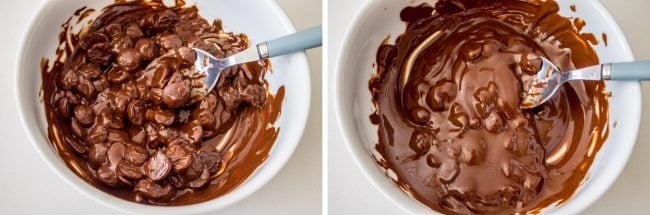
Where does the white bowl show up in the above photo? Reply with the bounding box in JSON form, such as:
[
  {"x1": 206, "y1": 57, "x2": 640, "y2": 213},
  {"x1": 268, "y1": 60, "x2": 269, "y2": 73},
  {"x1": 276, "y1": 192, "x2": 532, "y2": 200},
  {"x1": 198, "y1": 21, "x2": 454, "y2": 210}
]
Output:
[
  {"x1": 15, "y1": 0, "x2": 310, "y2": 214},
  {"x1": 335, "y1": 0, "x2": 640, "y2": 214}
]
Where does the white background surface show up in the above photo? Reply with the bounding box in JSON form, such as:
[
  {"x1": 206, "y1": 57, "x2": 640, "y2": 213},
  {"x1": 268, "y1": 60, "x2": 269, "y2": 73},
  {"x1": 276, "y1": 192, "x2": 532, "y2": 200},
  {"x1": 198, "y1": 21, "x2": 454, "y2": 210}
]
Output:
[
  {"x1": 0, "y1": 0, "x2": 321, "y2": 214},
  {"x1": 328, "y1": 0, "x2": 650, "y2": 214}
]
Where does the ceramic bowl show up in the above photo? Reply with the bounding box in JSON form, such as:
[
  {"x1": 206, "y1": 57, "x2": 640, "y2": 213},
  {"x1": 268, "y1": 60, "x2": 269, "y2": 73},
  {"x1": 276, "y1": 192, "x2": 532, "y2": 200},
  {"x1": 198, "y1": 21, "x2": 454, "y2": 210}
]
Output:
[
  {"x1": 335, "y1": 0, "x2": 640, "y2": 214},
  {"x1": 15, "y1": 0, "x2": 310, "y2": 214}
]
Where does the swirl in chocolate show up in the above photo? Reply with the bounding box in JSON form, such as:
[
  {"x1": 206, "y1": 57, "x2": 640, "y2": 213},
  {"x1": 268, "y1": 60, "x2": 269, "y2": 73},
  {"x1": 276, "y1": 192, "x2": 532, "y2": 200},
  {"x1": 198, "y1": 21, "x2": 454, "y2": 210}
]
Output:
[
  {"x1": 370, "y1": 0, "x2": 609, "y2": 214},
  {"x1": 40, "y1": 0, "x2": 284, "y2": 205}
]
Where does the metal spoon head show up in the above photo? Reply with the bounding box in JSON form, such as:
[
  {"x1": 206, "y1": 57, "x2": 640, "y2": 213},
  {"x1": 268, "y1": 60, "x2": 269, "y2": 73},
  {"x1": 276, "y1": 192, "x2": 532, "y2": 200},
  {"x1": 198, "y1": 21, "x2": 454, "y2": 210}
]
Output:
[
  {"x1": 191, "y1": 48, "x2": 227, "y2": 100},
  {"x1": 520, "y1": 57, "x2": 565, "y2": 109}
]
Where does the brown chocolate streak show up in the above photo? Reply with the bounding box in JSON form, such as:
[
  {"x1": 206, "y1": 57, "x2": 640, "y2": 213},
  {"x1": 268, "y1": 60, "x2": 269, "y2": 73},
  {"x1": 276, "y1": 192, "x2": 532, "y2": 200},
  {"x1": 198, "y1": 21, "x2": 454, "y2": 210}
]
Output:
[{"x1": 369, "y1": 0, "x2": 609, "y2": 214}]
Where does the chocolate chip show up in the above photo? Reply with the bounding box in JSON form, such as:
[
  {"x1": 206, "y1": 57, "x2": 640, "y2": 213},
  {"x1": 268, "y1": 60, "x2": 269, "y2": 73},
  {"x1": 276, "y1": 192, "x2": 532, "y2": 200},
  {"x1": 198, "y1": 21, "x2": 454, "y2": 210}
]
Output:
[{"x1": 144, "y1": 150, "x2": 171, "y2": 181}]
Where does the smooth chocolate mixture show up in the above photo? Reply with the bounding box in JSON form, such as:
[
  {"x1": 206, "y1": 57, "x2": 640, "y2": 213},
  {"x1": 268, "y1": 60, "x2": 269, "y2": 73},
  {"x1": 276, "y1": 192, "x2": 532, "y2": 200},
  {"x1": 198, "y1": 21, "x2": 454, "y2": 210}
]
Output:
[
  {"x1": 41, "y1": 0, "x2": 284, "y2": 205},
  {"x1": 370, "y1": 0, "x2": 609, "y2": 214}
]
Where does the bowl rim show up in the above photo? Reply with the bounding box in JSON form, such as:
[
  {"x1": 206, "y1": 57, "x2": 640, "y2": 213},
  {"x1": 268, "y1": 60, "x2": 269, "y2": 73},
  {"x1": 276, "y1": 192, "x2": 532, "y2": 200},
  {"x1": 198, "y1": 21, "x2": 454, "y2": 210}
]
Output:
[
  {"x1": 14, "y1": 0, "x2": 311, "y2": 214},
  {"x1": 334, "y1": 0, "x2": 641, "y2": 214}
]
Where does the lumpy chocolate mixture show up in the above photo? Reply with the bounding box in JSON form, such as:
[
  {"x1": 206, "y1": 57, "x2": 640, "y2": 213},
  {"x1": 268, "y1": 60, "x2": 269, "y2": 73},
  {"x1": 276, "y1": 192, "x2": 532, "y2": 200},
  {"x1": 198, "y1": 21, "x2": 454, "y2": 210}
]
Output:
[
  {"x1": 370, "y1": 0, "x2": 609, "y2": 214},
  {"x1": 41, "y1": 0, "x2": 284, "y2": 205}
]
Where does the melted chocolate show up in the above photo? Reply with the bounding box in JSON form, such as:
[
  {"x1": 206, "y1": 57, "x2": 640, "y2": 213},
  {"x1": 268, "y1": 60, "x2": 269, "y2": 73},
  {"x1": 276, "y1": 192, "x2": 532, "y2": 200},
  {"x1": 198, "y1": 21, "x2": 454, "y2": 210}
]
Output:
[
  {"x1": 370, "y1": 0, "x2": 609, "y2": 214},
  {"x1": 40, "y1": 0, "x2": 284, "y2": 205}
]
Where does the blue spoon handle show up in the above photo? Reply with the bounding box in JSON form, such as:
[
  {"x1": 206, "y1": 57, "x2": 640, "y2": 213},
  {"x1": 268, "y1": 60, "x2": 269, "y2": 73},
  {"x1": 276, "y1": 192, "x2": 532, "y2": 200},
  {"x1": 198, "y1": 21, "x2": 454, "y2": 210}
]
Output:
[
  {"x1": 261, "y1": 26, "x2": 322, "y2": 58},
  {"x1": 609, "y1": 61, "x2": 650, "y2": 80}
]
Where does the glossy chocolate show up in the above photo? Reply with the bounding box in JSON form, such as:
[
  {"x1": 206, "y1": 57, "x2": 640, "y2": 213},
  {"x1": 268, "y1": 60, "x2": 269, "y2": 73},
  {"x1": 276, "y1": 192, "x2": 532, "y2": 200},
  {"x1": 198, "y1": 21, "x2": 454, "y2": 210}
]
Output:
[
  {"x1": 41, "y1": 0, "x2": 284, "y2": 205},
  {"x1": 370, "y1": 0, "x2": 609, "y2": 214}
]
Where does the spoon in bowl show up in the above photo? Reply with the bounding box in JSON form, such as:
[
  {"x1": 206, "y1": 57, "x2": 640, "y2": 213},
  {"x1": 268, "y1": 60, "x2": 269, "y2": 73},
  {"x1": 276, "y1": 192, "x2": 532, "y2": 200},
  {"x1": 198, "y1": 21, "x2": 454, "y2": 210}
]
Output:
[
  {"x1": 520, "y1": 57, "x2": 650, "y2": 109},
  {"x1": 190, "y1": 26, "x2": 321, "y2": 99}
]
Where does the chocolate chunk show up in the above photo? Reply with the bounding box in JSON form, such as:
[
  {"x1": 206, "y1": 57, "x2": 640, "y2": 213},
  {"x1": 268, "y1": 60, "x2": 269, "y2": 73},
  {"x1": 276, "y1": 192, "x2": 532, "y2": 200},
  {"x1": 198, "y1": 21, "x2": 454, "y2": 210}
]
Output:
[
  {"x1": 162, "y1": 79, "x2": 191, "y2": 108},
  {"x1": 97, "y1": 164, "x2": 118, "y2": 186},
  {"x1": 196, "y1": 145, "x2": 221, "y2": 173},
  {"x1": 57, "y1": 67, "x2": 77, "y2": 90},
  {"x1": 124, "y1": 22, "x2": 143, "y2": 39},
  {"x1": 74, "y1": 105, "x2": 95, "y2": 125},
  {"x1": 134, "y1": 179, "x2": 175, "y2": 201},
  {"x1": 104, "y1": 23, "x2": 123, "y2": 39},
  {"x1": 165, "y1": 143, "x2": 192, "y2": 173},
  {"x1": 86, "y1": 123, "x2": 108, "y2": 145},
  {"x1": 188, "y1": 167, "x2": 209, "y2": 188},
  {"x1": 158, "y1": 33, "x2": 182, "y2": 50},
  {"x1": 219, "y1": 84, "x2": 267, "y2": 110},
  {"x1": 178, "y1": 120, "x2": 202, "y2": 144},
  {"x1": 127, "y1": 100, "x2": 147, "y2": 125},
  {"x1": 77, "y1": 63, "x2": 102, "y2": 79},
  {"x1": 55, "y1": 96, "x2": 71, "y2": 118},
  {"x1": 111, "y1": 35, "x2": 134, "y2": 54},
  {"x1": 116, "y1": 48, "x2": 141, "y2": 71},
  {"x1": 135, "y1": 38, "x2": 159, "y2": 60},
  {"x1": 70, "y1": 118, "x2": 86, "y2": 137},
  {"x1": 124, "y1": 144, "x2": 148, "y2": 166},
  {"x1": 88, "y1": 143, "x2": 109, "y2": 167},
  {"x1": 80, "y1": 32, "x2": 109, "y2": 50},
  {"x1": 141, "y1": 9, "x2": 179, "y2": 30},
  {"x1": 64, "y1": 136, "x2": 87, "y2": 154},
  {"x1": 408, "y1": 130, "x2": 433, "y2": 156},
  {"x1": 87, "y1": 44, "x2": 112, "y2": 66},
  {"x1": 144, "y1": 150, "x2": 171, "y2": 181},
  {"x1": 107, "y1": 67, "x2": 133, "y2": 84},
  {"x1": 146, "y1": 107, "x2": 176, "y2": 126},
  {"x1": 192, "y1": 108, "x2": 215, "y2": 128},
  {"x1": 75, "y1": 76, "x2": 96, "y2": 99},
  {"x1": 117, "y1": 161, "x2": 144, "y2": 180}
]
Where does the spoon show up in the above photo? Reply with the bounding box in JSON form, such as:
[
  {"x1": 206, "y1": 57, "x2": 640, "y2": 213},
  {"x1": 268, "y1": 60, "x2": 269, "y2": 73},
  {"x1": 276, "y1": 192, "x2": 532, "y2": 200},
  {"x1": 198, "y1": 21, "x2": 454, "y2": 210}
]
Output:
[
  {"x1": 191, "y1": 26, "x2": 321, "y2": 99},
  {"x1": 520, "y1": 57, "x2": 650, "y2": 109}
]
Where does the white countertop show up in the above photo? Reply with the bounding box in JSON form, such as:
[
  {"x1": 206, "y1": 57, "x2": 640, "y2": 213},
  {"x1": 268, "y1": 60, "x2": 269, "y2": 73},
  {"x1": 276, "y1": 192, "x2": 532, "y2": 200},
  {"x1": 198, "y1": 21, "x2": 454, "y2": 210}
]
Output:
[
  {"x1": 0, "y1": 0, "x2": 322, "y2": 214},
  {"x1": 327, "y1": 0, "x2": 650, "y2": 214}
]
